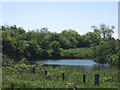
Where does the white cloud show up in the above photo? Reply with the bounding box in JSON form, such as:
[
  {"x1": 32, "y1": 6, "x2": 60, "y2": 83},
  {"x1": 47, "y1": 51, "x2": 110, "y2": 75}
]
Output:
[
  {"x1": 78, "y1": 32, "x2": 118, "y2": 40},
  {"x1": 112, "y1": 34, "x2": 118, "y2": 39},
  {"x1": 78, "y1": 32, "x2": 86, "y2": 35}
]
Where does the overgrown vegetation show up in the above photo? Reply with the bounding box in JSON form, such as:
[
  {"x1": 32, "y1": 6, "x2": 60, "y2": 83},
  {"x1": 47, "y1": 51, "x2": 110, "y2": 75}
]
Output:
[
  {"x1": 2, "y1": 56, "x2": 119, "y2": 88},
  {"x1": 1, "y1": 24, "x2": 120, "y2": 88},
  {"x1": 1, "y1": 24, "x2": 119, "y2": 64},
  {"x1": 61, "y1": 47, "x2": 93, "y2": 59},
  {"x1": 93, "y1": 40, "x2": 119, "y2": 64}
]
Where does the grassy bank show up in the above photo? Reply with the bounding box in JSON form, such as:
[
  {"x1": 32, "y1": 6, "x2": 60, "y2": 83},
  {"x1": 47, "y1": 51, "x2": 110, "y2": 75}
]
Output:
[
  {"x1": 2, "y1": 59, "x2": 119, "y2": 88},
  {"x1": 60, "y1": 47, "x2": 93, "y2": 59}
]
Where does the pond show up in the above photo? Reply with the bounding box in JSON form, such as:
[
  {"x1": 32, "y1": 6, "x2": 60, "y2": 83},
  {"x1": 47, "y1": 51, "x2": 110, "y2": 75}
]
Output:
[{"x1": 31, "y1": 59, "x2": 117, "y2": 71}]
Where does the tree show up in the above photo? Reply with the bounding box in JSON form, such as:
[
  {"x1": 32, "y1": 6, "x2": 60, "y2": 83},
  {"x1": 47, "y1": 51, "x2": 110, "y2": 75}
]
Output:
[
  {"x1": 100, "y1": 24, "x2": 107, "y2": 40},
  {"x1": 106, "y1": 26, "x2": 114, "y2": 40},
  {"x1": 91, "y1": 25, "x2": 101, "y2": 36},
  {"x1": 61, "y1": 29, "x2": 79, "y2": 48},
  {"x1": 83, "y1": 31, "x2": 102, "y2": 46},
  {"x1": 93, "y1": 40, "x2": 118, "y2": 64},
  {"x1": 58, "y1": 35, "x2": 72, "y2": 49},
  {"x1": 92, "y1": 24, "x2": 115, "y2": 40},
  {"x1": 40, "y1": 27, "x2": 49, "y2": 34},
  {"x1": 48, "y1": 41, "x2": 61, "y2": 58}
]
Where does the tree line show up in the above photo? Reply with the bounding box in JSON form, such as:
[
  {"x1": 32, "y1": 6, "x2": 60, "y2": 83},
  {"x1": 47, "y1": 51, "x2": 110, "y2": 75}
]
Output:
[{"x1": 1, "y1": 24, "x2": 119, "y2": 65}]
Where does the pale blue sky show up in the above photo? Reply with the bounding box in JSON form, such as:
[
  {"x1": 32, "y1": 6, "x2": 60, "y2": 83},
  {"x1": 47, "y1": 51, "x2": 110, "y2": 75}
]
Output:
[{"x1": 2, "y1": 2, "x2": 118, "y2": 37}]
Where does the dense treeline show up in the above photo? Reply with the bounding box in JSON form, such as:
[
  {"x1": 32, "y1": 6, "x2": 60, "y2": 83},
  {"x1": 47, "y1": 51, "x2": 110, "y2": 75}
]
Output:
[
  {"x1": 1, "y1": 24, "x2": 120, "y2": 65},
  {"x1": 1, "y1": 25, "x2": 101, "y2": 60}
]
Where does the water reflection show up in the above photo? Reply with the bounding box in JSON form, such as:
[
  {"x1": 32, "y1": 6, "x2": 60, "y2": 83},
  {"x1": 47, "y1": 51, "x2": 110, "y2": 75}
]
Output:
[
  {"x1": 31, "y1": 59, "x2": 118, "y2": 71},
  {"x1": 33, "y1": 59, "x2": 98, "y2": 66}
]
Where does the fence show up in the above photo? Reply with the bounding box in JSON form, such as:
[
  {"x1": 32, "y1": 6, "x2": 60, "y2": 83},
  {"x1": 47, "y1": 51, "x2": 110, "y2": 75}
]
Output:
[
  {"x1": 43, "y1": 70, "x2": 99, "y2": 86},
  {"x1": 30, "y1": 66, "x2": 118, "y2": 87}
]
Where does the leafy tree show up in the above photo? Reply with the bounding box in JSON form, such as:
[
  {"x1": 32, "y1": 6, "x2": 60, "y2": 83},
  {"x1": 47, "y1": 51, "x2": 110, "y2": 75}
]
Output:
[
  {"x1": 1, "y1": 24, "x2": 119, "y2": 65},
  {"x1": 61, "y1": 29, "x2": 79, "y2": 48},
  {"x1": 93, "y1": 40, "x2": 118, "y2": 64},
  {"x1": 92, "y1": 24, "x2": 115, "y2": 40},
  {"x1": 106, "y1": 26, "x2": 114, "y2": 40},
  {"x1": 58, "y1": 35, "x2": 72, "y2": 49},
  {"x1": 47, "y1": 41, "x2": 61, "y2": 59}
]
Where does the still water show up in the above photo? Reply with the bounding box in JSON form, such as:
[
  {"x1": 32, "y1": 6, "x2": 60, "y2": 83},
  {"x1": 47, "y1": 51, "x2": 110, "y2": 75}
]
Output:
[
  {"x1": 33, "y1": 59, "x2": 99, "y2": 65},
  {"x1": 31, "y1": 59, "x2": 117, "y2": 71}
]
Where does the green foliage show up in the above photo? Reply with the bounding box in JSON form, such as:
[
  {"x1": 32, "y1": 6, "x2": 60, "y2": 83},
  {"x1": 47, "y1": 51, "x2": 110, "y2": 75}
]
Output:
[
  {"x1": 93, "y1": 40, "x2": 119, "y2": 64},
  {"x1": 106, "y1": 40, "x2": 120, "y2": 65},
  {"x1": 1, "y1": 25, "x2": 97, "y2": 61},
  {"x1": 1, "y1": 24, "x2": 119, "y2": 65},
  {"x1": 107, "y1": 54, "x2": 118, "y2": 65},
  {"x1": 60, "y1": 47, "x2": 93, "y2": 59},
  {"x1": 1, "y1": 24, "x2": 120, "y2": 88},
  {"x1": 92, "y1": 24, "x2": 115, "y2": 40},
  {"x1": 48, "y1": 41, "x2": 61, "y2": 58},
  {"x1": 2, "y1": 58, "x2": 119, "y2": 88},
  {"x1": 83, "y1": 32, "x2": 102, "y2": 46}
]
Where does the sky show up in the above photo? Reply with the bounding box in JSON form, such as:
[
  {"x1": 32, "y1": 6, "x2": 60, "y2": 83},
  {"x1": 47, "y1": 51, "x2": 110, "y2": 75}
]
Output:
[{"x1": 2, "y1": 2, "x2": 118, "y2": 38}]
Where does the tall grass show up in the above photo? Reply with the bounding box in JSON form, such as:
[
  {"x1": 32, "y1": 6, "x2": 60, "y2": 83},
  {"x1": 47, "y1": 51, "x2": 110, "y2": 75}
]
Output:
[
  {"x1": 2, "y1": 54, "x2": 119, "y2": 88},
  {"x1": 2, "y1": 63, "x2": 119, "y2": 88}
]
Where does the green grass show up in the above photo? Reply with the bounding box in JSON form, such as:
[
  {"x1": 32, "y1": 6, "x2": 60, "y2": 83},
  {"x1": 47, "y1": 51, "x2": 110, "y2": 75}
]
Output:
[
  {"x1": 2, "y1": 51, "x2": 119, "y2": 88},
  {"x1": 2, "y1": 63, "x2": 119, "y2": 88},
  {"x1": 60, "y1": 47, "x2": 93, "y2": 59},
  {"x1": 0, "y1": 68, "x2": 2, "y2": 89}
]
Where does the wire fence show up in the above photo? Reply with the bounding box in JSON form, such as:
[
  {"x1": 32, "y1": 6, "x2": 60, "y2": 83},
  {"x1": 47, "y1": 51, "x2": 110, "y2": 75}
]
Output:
[
  {"x1": 29, "y1": 69, "x2": 119, "y2": 86},
  {"x1": 11, "y1": 65, "x2": 119, "y2": 87}
]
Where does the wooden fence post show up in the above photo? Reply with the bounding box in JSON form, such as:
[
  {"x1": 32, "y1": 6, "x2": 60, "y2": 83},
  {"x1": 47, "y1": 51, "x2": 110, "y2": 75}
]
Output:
[
  {"x1": 32, "y1": 67, "x2": 35, "y2": 74},
  {"x1": 45, "y1": 71, "x2": 47, "y2": 77},
  {"x1": 95, "y1": 73, "x2": 99, "y2": 86},
  {"x1": 83, "y1": 74, "x2": 85, "y2": 84},
  {"x1": 62, "y1": 73, "x2": 65, "y2": 81}
]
